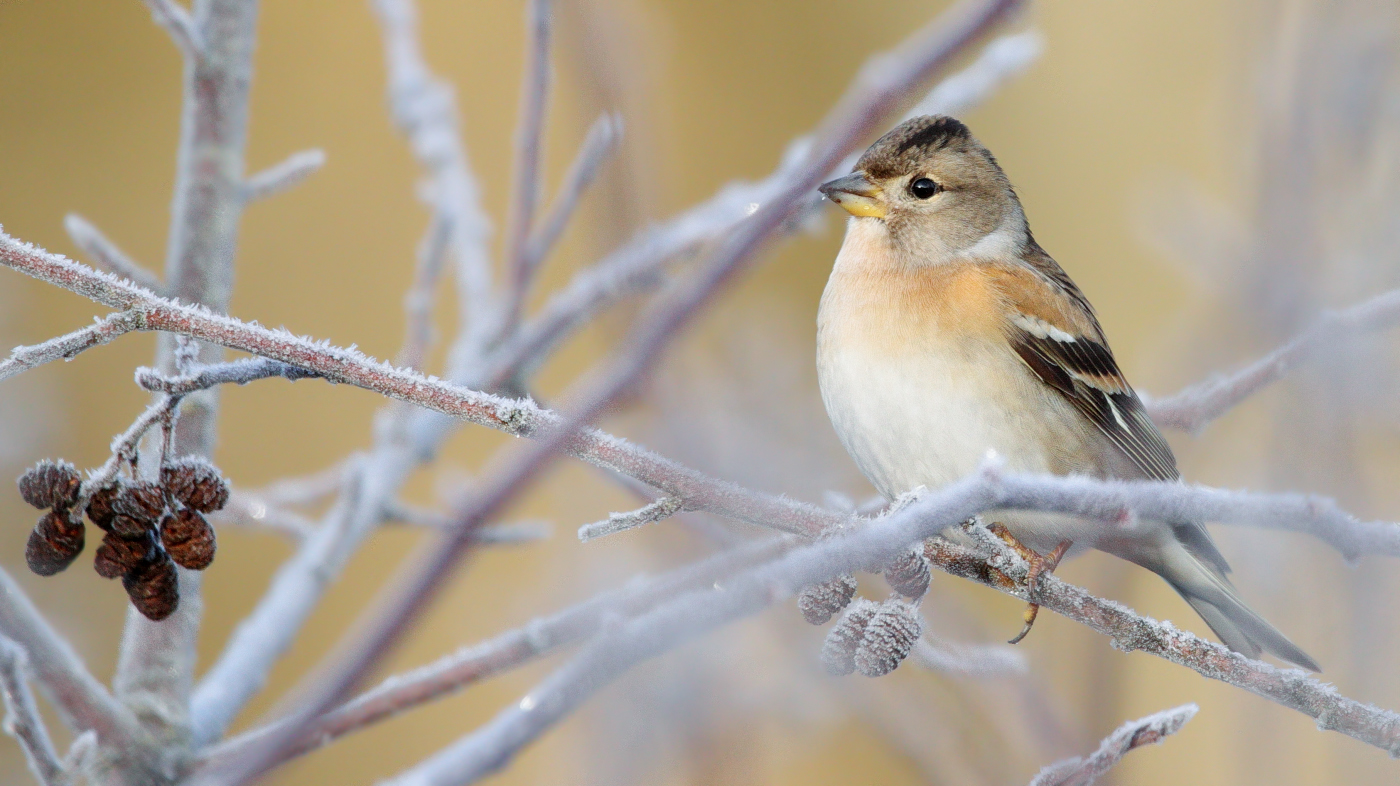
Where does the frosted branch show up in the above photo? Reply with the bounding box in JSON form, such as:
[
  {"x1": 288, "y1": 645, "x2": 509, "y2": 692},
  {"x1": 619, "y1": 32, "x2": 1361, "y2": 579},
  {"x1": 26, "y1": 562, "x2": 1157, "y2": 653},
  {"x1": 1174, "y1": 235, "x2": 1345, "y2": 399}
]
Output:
[
  {"x1": 192, "y1": 537, "x2": 789, "y2": 772},
  {"x1": 499, "y1": 0, "x2": 555, "y2": 338},
  {"x1": 1145, "y1": 287, "x2": 1400, "y2": 432},
  {"x1": 397, "y1": 213, "x2": 450, "y2": 370},
  {"x1": 1028, "y1": 704, "x2": 1198, "y2": 786},
  {"x1": 910, "y1": 636, "x2": 1028, "y2": 678},
  {"x1": 576, "y1": 496, "x2": 684, "y2": 542},
  {"x1": 0, "y1": 636, "x2": 69, "y2": 786},
  {"x1": 0, "y1": 568, "x2": 145, "y2": 749},
  {"x1": 520, "y1": 113, "x2": 622, "y2": 284},
  {"x1": 63, "y1": 214, "x2": 164, "y2": 293},
  {"x1": 384, "y1": 467, "x2": 1400, "y2": 786},
  {"x1": 906, "y1": 29, "x2": 1043, "y2": 118},
  {"x1": 134, "y1": 357, "x2": 319, "y2": 395},
  {"x1": 241, "y1": 149, "x2": 326, "y2": 202},
  {"x1": 139, "y1": 0, "x2": 204, "y2": 59},
  {"x1": 0, "y1": 311, "x2": 144, "y2": 383},
  {"x1": 374, "y1": 0, "x2": 494, "y2": 342},
  {"x1": 213, "y1": 493, "x2": 317, "y2": 541}
]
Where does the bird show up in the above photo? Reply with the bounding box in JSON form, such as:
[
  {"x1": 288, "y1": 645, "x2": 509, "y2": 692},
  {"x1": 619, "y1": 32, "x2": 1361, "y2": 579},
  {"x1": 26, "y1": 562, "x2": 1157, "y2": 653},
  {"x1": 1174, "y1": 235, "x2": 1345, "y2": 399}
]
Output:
[{"x1": 814, "y1": 114, "x2": 1319, "y2": 671}]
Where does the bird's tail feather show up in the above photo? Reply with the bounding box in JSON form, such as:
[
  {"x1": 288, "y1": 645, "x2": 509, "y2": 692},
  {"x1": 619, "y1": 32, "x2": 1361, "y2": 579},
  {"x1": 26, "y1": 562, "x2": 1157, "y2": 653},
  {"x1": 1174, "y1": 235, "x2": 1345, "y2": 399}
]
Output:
[{"x1": 1155, "y1": 541, "x2": 1320, "y2": 672}]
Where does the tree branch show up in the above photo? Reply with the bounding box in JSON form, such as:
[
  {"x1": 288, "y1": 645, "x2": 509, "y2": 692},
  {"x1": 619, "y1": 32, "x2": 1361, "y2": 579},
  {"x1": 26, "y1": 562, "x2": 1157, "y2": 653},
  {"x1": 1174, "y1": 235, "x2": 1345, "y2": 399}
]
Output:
[
  {"x1": 63, "y1": 215, "x2": 165, "y2": 294},
  {"x1": 113, "y1": 0, "x2": 263, "y2": 747},
  {"x1": 0, "y1": 635, "x2": 70, "y2": 786},
  {"x1": 139, "y1": 0, "x2": 205, "y2": 60},
  {"x1": 1028, "y1": 704, "x2": 1197, "y2": 786},
  {"x1": 519, "y1": 113, "x2": 622, "y2": 286},
  {"x1": 499, "y1": 0, "x2": 554, "y2": 340},
  {"x1": 0, "y1": 311, "x2": 144, "y2": 383},
  {"x1": 0, "y1": 568, "x2": 146, "y2": 750},
  {"x1": 241, "y1": 149, "x2": 326, "y2": 203},
  {"x1": 1145, "y1": 287, "x2": 1400, "y2": 433}
]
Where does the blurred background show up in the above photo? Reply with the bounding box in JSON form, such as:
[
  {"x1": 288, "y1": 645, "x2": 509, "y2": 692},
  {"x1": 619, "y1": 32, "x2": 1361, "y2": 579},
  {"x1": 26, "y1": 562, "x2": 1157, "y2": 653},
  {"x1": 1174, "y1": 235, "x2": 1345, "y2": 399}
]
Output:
[{"x1": 2, "y1": 0, "x2": 1399, "y2": 783}]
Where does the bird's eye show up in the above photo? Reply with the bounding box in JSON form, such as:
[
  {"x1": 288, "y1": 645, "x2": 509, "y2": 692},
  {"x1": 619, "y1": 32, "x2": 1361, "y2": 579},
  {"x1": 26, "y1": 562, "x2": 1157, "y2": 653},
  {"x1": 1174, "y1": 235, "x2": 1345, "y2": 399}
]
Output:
[{"x1": 909, "y1": 177, "x2": 940, "y2": 199}]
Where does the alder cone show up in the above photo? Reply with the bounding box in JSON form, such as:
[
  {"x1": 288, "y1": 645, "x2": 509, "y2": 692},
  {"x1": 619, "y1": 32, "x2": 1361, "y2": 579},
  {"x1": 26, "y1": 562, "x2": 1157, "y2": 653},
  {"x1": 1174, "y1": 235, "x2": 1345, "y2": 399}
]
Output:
[
  {"x1": 853, "y1": 599, "x2": 923, "y2": 678},
  {"x1": 25, "y1": 511, "x2": 85, "y2": 576},
  {"x1": 111, "y1": 480, "x2": 166, "y2": 525},
  {"x1": 162, "y1": 458, "x2": 229, "y2": 513},
  {"x1": 122, "y1": 554, "x2": 179, "y2": 621},
  {"x1": 85, "y1": 483, "x2": 123, "y2": 531},
  {"x1": 17, "y1": 460, "x2": 82, "y2": 511},
  {"x1": 821, "y1": 599, "x2": 878, "y2": 676},
  {"x1": 94, "y1": 531, "x2": 155, "y2": 580},
  {"x1": 160, "y1": 508, "x2": 216, "y2": 570},
  {"x1": 882, "y1": 548, "x2": 931, "y2": 600},
  {"x1": 797, "y1": 573, "x2": 858, "y2": 625}
]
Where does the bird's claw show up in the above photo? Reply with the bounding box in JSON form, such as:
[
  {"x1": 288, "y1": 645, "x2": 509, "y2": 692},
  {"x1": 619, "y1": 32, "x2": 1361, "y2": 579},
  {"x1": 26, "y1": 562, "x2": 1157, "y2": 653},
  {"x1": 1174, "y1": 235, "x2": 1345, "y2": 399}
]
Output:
[{"x1": 986, "y1": 524, "x2": 1070, "y2": 645}]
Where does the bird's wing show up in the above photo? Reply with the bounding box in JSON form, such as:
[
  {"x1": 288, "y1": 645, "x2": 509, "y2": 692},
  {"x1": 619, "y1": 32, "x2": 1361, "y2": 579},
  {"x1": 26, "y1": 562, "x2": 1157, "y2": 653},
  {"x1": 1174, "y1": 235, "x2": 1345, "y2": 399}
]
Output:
[{"x1": 987, "y1": 255, "x2": 1231, "y2": 574}]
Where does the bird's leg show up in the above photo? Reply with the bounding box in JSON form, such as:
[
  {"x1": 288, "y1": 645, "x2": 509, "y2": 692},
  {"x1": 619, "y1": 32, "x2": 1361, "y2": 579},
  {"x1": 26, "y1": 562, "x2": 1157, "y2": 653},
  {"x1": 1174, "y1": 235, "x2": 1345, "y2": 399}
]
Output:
[{"x1": 987, "y1": 523, "x2": 1071, "y2": 645}]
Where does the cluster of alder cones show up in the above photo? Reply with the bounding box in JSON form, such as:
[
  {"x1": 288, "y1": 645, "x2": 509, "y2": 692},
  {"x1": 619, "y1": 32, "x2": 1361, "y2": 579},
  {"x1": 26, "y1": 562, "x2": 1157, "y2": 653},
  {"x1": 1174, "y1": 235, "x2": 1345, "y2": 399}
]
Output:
[
  {"x1": 18, "y1": 456, "x2": 229, "y2": 621},
  {"x1": 797, "y1": 546, "x2": 931, "y2": 677}
]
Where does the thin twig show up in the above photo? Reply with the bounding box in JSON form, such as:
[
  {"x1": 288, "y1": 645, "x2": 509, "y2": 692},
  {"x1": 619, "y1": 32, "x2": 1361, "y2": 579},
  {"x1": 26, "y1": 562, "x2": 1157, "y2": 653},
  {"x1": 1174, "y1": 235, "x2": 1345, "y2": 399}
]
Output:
[
  {"x1": 0, "y1": 636, "x2": 70, "y2": 786},
  {"x1": 0, "y1": 311, "x2": 144, "y2": 383},
  {"x1": 212, "y1": 494, "x2": 317, "y2": 541},
  {"x1": 192, "y1": 536, "x2": 789, "y2": 771},
  {"x1": 0, "y1": 568, "x2": 146, "y2": 749},
  {"x1": 241, "y1": 149, "x2": 326, "y2": 202},
  {"x1": 910, "y1": 636, "x2": 1028, "y2": 678},
  {"x1": 1027, "y1": 704, "x2": 1198, "y2": 786},
  {"x1": 520, "y1": 113, "x2": 622, "y2": 284},
  {"x1": 499, "y1": 0, "x2": 555, "y2": 339},
  {"x1": 139, "y1": 0, "x2": 205, "y2": 59},
  {"x1": 1145, "y1": 287, "x2": 1400, "y2": 432},
  {"x1": 134, "y1": 357, "x2": 319, "y2": 394},
  {"x1": 577, "y1": 496, "x2": 684, "y2": 542},
  {"x1": 63, "y1": 214, "x2": 164, "y2": 293},
  {"x1": 397, "y1": 212, "x2": 451, "y2": 370}
]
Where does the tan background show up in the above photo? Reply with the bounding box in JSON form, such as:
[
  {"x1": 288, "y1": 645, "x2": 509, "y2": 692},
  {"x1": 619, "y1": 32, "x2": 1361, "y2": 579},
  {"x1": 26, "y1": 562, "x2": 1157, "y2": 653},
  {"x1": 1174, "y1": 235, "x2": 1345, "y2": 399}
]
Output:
[{"x1": 2, "y1": 0, "x2": 1398, "y2": 784}]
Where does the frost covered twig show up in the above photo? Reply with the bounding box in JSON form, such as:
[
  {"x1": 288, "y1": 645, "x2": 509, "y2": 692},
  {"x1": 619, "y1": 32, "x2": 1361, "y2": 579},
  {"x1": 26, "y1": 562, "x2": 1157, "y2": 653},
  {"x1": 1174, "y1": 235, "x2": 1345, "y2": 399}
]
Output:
[
  {"x1": 1027, "y1": 704, "x2": 1198, "y2": 786},
  {"x1": 911, "y1": 636, "x2": 1029, "y2": 678},
  {"x1": 134, "y1": 357, "x2": 319, "y2": 395},
  {"x1": 241, "y1": 149, "x2": 326, "y2": 203},
  {"x1": 0, "y1": 636, "x2": 70, "y2": 786},
  {"x1": 520, "y1": 113, "x2": 622, "y2": 284},
  {"x1": 0, "y1": 311, "x2": 143, "y2": 383},
  {"x1": 0, "y1": 568, "x2": 145, "y2": 750},
  {"x1": 192, "y1": 536, "x2": 790, "y2": 772},
  {"x1": 63, "y1": 214, "x2": 164, "y2": 293},
  {"x1": 139, "y1": 0, "x2": 204, "y2": 60},
  {"x1": 1146, "y1": 287, "x2": 1400, "y2": 432},
  {"x1": 577, "y1": 496, "x2": 684, "y2": 542},
  {"x1": 500, "y1": 0, "x2": 555, "y2": 338}
]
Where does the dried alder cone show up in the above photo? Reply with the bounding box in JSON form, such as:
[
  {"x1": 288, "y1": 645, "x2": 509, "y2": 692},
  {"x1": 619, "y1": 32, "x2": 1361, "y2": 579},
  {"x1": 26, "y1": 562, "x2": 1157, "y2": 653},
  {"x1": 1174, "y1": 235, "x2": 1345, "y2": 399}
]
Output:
[
  {"x1": 797, "y1": 573, "x2": 858, "y2": 625},
  {"x1": 14, "y1": 454, "x2": 231, "y2": 621},
  {"x1": 820, "y1": 597, "x2": 924, "y2": 677},
  {"x1": 881, "y1": 547, "x2": 932, "y2": 600}
]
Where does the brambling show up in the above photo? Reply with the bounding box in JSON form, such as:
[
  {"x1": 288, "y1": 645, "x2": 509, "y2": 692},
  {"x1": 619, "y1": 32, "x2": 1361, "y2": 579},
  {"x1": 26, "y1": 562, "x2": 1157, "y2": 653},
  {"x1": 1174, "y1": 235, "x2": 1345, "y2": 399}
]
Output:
[{"x1": 815, "y1": 115, "x2": 1318, "y2": 671}]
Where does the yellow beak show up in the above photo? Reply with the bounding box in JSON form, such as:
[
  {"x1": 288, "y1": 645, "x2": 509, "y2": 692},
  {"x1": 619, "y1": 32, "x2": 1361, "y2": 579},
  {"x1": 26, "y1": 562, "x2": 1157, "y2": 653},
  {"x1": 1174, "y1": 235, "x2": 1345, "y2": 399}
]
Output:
[{"x1": 818, "y1": 171, "x2": 886, "y2": 218}]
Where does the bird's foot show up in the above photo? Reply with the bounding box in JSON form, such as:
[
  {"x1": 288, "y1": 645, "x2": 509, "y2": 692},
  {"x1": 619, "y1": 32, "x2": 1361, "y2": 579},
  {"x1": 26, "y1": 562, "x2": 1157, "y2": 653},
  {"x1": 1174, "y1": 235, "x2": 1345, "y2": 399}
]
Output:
[{"x1": 986, "y1": 524, "x2": 1070, "y2": 645}]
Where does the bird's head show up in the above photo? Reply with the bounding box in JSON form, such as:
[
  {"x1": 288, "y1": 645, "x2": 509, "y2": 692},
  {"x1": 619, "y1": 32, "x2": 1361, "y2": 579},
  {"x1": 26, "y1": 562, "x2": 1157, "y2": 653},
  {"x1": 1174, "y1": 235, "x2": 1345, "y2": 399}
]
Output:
[{"x1": 818, "y1": 115, "x2": 1027, "y2": 260}]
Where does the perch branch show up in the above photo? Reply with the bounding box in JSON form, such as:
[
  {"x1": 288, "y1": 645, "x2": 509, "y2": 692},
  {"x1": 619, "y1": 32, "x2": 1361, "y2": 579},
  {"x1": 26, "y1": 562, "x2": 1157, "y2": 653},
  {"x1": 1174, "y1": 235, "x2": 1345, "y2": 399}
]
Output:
[
  {"x1": 63, "y1": 215, "x2": 164, "y2": 293},
  {"x1": 0, "y1": 636, "x2": 70, "y2": 786},
  {"x1": 1028, "y1": 704, "x2": 1198, "y2": 786}
]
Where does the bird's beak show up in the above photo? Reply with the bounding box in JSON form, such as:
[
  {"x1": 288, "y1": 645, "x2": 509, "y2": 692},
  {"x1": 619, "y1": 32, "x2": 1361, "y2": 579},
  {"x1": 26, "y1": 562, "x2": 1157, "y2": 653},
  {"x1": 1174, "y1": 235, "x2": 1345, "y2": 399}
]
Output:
[{"x1": 818, "y1": 171, "x2": 886, "y2": 218}]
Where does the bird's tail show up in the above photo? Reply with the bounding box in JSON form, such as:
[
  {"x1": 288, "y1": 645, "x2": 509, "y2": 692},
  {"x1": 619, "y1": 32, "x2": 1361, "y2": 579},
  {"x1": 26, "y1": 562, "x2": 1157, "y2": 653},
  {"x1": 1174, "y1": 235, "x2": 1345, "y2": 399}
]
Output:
[{"x1": 1150, "y1": 540, "x2": 1320, "y2": 672}]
